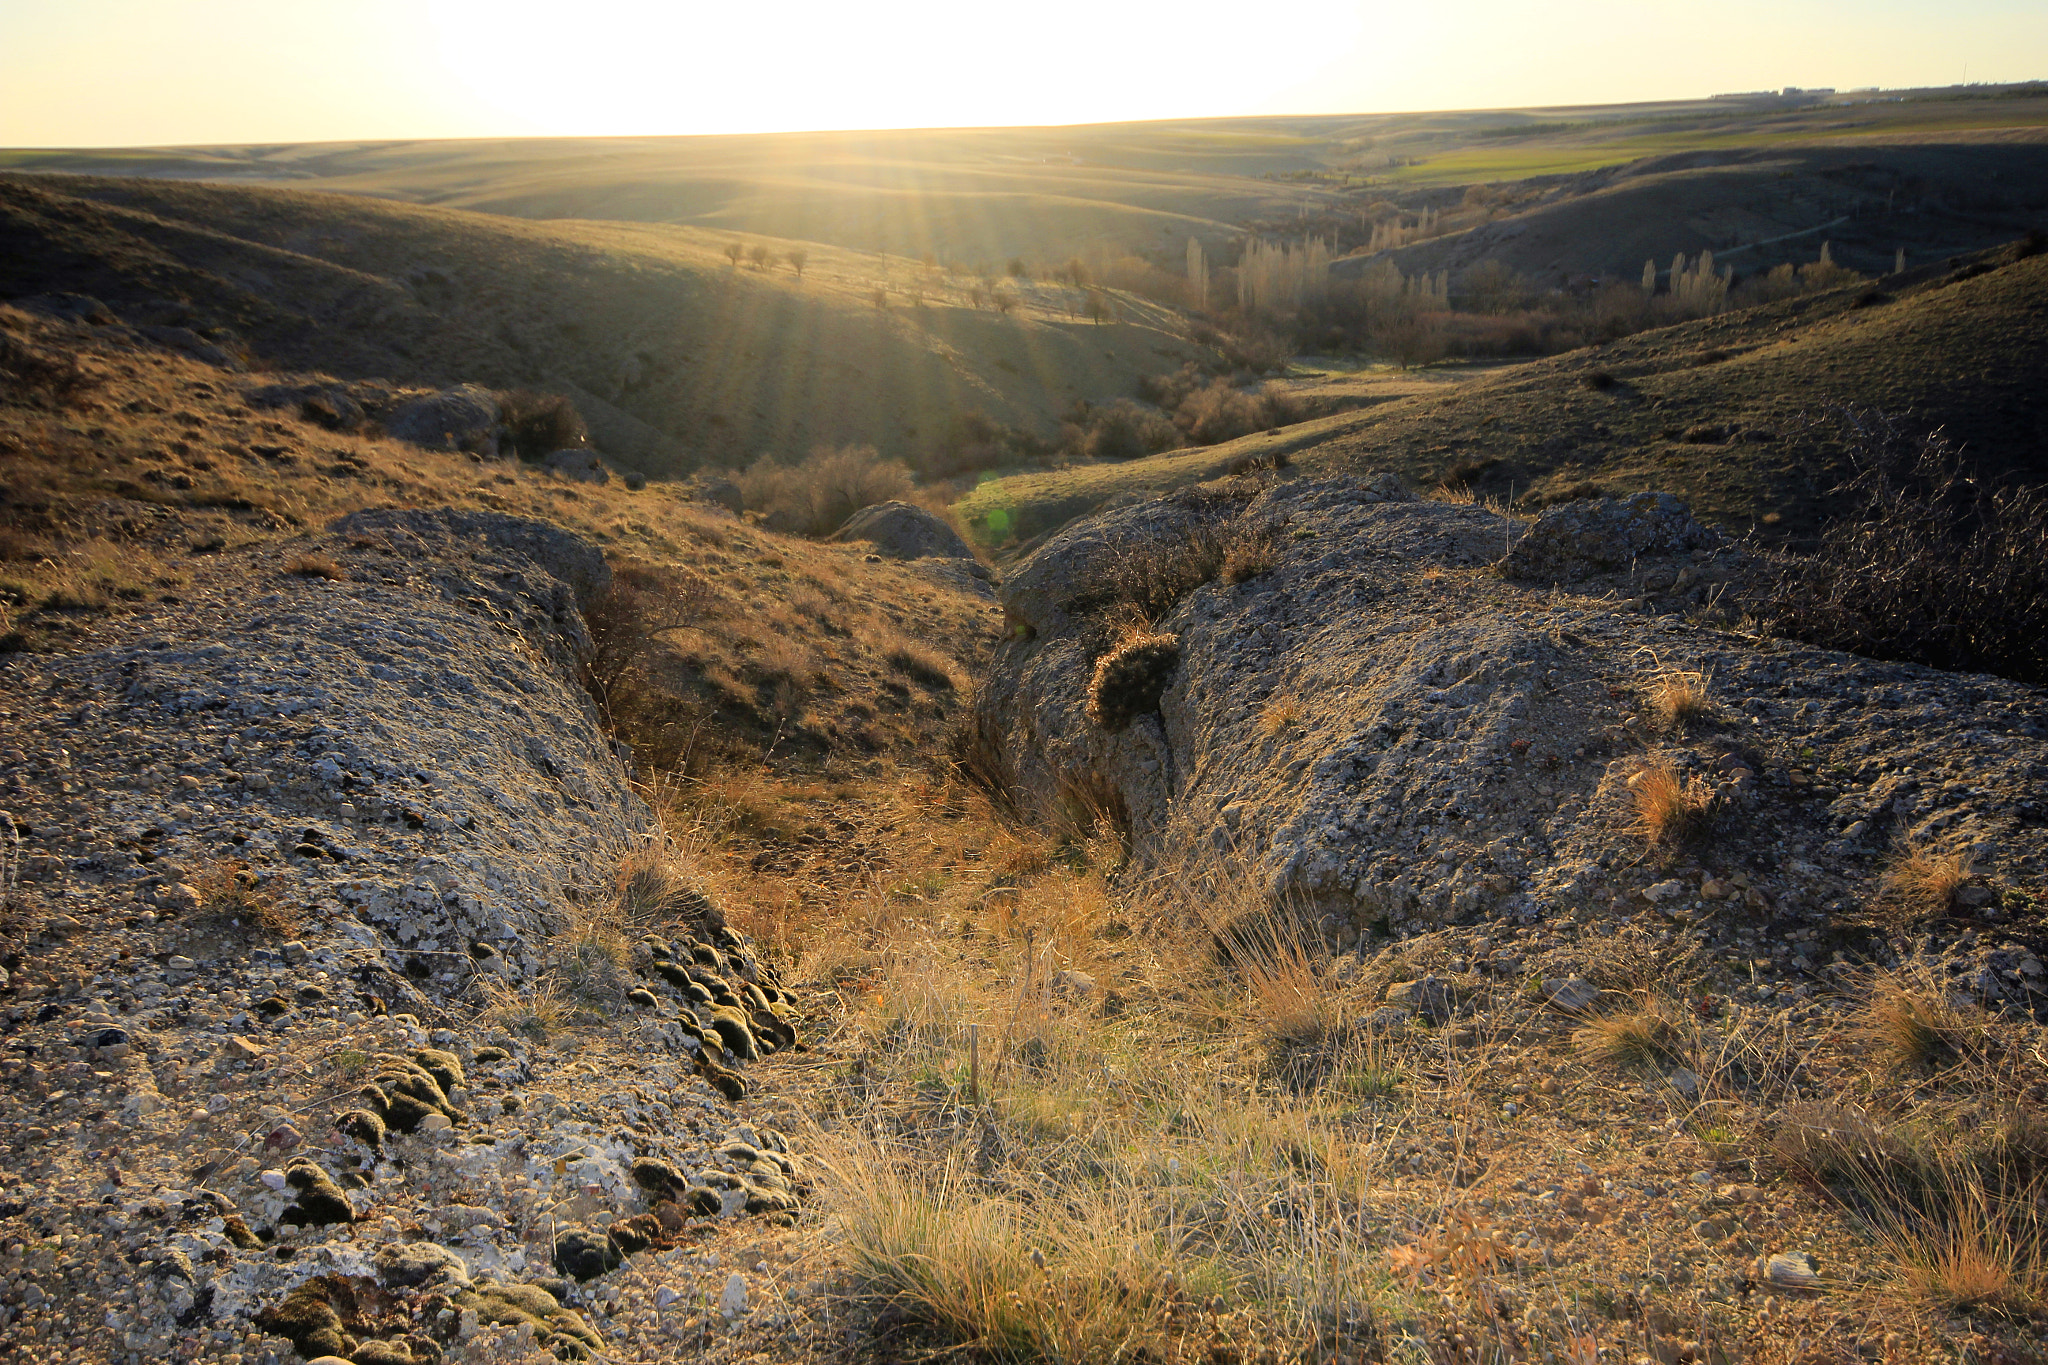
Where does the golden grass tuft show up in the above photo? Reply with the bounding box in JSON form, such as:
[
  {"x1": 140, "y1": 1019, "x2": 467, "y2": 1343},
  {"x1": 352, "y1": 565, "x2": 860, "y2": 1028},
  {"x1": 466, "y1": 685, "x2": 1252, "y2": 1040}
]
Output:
[
  {"x1": 1879, "y1": 844, "x2": 1973, "y2": 921},
  {"x1": 1257, "y1": 695, "x2": 1302, "y2": 737},
  {"x1": 1573, "y1": 998, "x2": 1685, "y2": 1071},
  {"x1": 283, "y1": 552, "x2": 347, "y2": 581},
  {"x1": 1627, "y1": 758, "x2": 1716, "y2": 846},
  {"x1": 1857, "y1": 964, "x2": 1985, "y2": 1069},
  {"x1": 1647, "y1": 669, "x2": 1712, "y2": 728}
]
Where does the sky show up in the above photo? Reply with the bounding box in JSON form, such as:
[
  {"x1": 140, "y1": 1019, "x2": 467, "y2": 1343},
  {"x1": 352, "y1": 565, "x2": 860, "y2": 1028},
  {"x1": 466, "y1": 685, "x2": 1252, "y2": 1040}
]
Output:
[{"x1": 2, "y1": 0, "x2": 2045, "y2": 147}]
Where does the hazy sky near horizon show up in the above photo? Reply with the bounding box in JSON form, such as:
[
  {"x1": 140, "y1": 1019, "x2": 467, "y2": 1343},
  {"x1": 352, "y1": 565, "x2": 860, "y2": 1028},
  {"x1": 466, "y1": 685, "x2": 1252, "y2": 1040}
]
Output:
[{"x1": 2, "y1": 0, "x2": 2045, "y2": 146}]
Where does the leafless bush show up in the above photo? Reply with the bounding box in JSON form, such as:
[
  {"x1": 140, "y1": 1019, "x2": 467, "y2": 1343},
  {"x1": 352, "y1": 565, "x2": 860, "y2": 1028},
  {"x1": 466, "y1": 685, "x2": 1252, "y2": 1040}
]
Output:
[
  {"x1": 737, "y1": 444, "x2": 915, "y2": 536},
  {"x1": 1763, "y1": 410, "x2": 2048, "y2": 684},
  {"x1": 498, "y1": 389, "x2": 587, "y2": 459},
  {"x1": 1059, "y1": 400, "x2": 1182, "y2": 461}
]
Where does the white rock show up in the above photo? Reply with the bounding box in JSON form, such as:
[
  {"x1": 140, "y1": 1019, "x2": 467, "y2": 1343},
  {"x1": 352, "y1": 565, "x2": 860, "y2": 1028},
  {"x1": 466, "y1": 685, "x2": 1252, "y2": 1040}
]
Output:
[
  {"x1": 718, "y1": 1272, "x2": 747, "y2": 1319},
  {"x1": 1766, "y1": 1250, "x2": 1820, "y2": 1288},
  {"x1": 419, "y1": 1112, "x2": 453, "y2": 1133},
  {"x1": 260, "y1": 1169, "x2": 289, "y2": 1191}
]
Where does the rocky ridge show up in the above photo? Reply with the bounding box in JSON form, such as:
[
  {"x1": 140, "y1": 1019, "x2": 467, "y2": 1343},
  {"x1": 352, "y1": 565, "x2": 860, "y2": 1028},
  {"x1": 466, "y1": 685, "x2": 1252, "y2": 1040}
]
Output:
[
  {"x1": 0, "y1": 510, "x2": 817, "y2": 1363},
  {"x1": 977, "y1": 475, "x2": 2048, "y2": 1009}
]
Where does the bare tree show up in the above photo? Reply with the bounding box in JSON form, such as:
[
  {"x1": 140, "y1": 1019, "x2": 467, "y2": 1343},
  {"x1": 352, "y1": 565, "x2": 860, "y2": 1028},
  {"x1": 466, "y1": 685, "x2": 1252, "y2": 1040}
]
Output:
[
  {"x1": 725, "y1": 242, "x2": 744, "y2": 267},
  {"x1": 786, "y1": 248, "x2": 808, "y2": 279}
]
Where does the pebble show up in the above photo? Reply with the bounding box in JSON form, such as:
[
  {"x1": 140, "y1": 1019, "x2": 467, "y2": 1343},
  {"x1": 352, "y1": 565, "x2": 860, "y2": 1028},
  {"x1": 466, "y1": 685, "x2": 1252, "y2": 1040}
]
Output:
[
  {"x1": 718, "y1": 1272, "x2": 748, "y2": 1319},
  {"x1": 1766, "y1": 1251, "x2": 1821, "y2": 1289}
]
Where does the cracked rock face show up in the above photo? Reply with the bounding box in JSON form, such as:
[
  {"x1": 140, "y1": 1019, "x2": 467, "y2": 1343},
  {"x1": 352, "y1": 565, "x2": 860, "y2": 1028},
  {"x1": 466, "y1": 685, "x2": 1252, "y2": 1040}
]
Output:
[
  {"x1": 2, "y1": 506, "x2": 646, "y2": 983},
  {"x1": 977, "y1": 475, "x2": 2048, "y2": 942}
]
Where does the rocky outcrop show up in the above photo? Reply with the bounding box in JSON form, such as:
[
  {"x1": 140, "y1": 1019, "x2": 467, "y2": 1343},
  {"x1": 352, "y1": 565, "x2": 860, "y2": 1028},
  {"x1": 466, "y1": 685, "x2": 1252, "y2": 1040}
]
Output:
[
  {"x1": 383, "y1": 383, "x2": 502, "y2": 452},
  {"x1": 542, "y1": 447, "x2": 609, "y2": 483},
  {"x1": 976, "y1": 475, "x2": 2048, "y2": 946},
  {"x1": 831, "y1": 501, "x2": 975, "y2": 561},
  {"x1": 1502, "y1": 491, "x2": 1723, "y2": 583},
  {"x1": 3, "y1": 506, "x2": 641, "y2": 983}
]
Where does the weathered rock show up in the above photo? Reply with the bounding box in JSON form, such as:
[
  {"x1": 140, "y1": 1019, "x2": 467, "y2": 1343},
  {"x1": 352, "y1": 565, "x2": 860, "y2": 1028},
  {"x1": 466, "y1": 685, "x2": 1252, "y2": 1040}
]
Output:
[
  {"x1": 542, "y1": 448, "x2": 609, "y2": 483},
  {"x1": 831, "y1": 500, "x2": 975, "y2": 561},
  {"x1": 1502, "y1": 491, "x2": 1721, "y2": 584},
  {"x1": 973, "y1": 473, "x2": 2048, "y2": 935},
  {"x1": 385, "y1": 384, "x2": 501, "y2": 451}
]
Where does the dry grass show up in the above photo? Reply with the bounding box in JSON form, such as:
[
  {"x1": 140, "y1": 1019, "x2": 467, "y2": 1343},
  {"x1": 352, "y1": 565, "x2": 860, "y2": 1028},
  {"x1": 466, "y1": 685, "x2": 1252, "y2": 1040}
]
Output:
[
  {"x1": 1257, "y1": 695, "x2": 1302, "y2": 737},
  {"x1": 282, "y1": 552, "x2": 348, "y2": 581},
  {"x1": 1573, "y1": 996, "x2": 1686, "y2": 1072},
  {"x1": 1878, "y1": 843, "x2": 1973, "y2": 922},
  {"x1": 188, "y1": 859, "x2": 300, "y2": 937},
  {"x1": 1647, "y1": 669, "x2": 1712, "y2": 729},
  {"x1": 1627, "y1": 757, "x2": 1717, "y2": 847},
  {"x1": 1856, "y1": 963, "x2": 1987, "y2": 1069}
]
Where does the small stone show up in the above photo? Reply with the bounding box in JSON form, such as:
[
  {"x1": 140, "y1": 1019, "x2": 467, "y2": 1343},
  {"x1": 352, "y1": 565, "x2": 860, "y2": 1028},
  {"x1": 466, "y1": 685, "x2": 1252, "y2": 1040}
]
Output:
[
  {"x1": 160, "y1": 884, "x2": 203, "y2": 912},
  {"x1": 226, "y1": 1037, "x2": 268, "y2": 1061},
  {"x1": 1643, "y1": 879, "x2": 1685, "y2": 903},
  {"x1": 241, "y1": 773, "x2": 271, "y2": 792},
  {"x1": 1542, "y1": 977, "x2": 1599, "y2": 1011},
  {"x1": 261, "y1": 1169, "x2": 290, "y2": 1191},
  {"x1": 281, "y1": 941, "x2": 311, "y2": 966},
  {"x1": 166, "y1": 955, "x2": 197, "y2": 973},
  {"x1": 1766, "y1": 1250, "x2": 1821, "y2": 1289},
  {"x1": 418, "y1": 1111, "x2": 453, "y2": 1133},
  {"x1": 1667, "y1": 1068, "x2": 1700, "y2": 1098},
  {"x1": 1698, "y1": 878, "x2": 1728, "y2": 900},
  {"x1": 718, "y1": 1272, "x2": 748, "y2": 1319}
]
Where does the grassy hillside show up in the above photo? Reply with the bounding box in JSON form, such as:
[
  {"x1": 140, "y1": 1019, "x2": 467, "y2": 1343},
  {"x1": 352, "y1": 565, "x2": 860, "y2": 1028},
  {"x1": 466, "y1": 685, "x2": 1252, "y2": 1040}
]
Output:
[
  {"x1": 0, "y1": 172, "x2": 1204, "y2": 474},
  {"x1": 961, "y1": 240, "x2": 2048, "y2": 547}
]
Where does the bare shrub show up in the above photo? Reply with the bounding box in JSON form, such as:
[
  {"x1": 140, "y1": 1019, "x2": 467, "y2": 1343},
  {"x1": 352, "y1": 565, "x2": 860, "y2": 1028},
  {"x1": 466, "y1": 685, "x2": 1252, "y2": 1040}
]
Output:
[
  {"x1": 1060, "y1": 400, "x2": 1181, "y2": 461},
  {"x1": 737, "y1": 444, "x2": 915, "y2": 537},
  {"x1": 498, "y1": 389, "x2": 587, "y2": 459},
  {"x1": 1763, "y1": 410, "x2": 2048, "y2": 684},
  {"x1": 189, "y1": 860, "x2": 300, "y2": 937}
]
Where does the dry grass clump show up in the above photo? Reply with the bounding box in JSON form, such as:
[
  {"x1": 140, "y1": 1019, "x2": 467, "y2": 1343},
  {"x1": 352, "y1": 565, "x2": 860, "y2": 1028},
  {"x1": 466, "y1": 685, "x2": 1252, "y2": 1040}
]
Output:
[
  {"x1": 1855, "y1": 964, "x2": 1987, "y2": 1069},
  {"x1": 1573, "y1": 996, "x2": 1687, "y2": 1071},
  {"x1": 189, "y1": 859, "x2": 301, "y2": 937},
  {"x1": 1774, "y1": 1103, "x2": 2048, "y2": 1316},
  {"x1": 612, "y1": 838, "x2": 723, "y2": 934},
  {"x1": 1257, "y1": 695, "x2": 1302, "y2": 737},
  {"x1": 283, "y1": 552, "x2": 347, "y2": 581},
  {"x1": 1627, "y1": 758, "x2": 1717, "y2": 846},
  {"x1": 884, "y1": 638, "x2": 961, "y2": 691},
  {"x1": 1085, "y1": 632, "x2": 1181, "y2": 731},
  {"x1": 1220, "y1": 525, "x2": 1278, "y2": 583},
  {"x1": 1878, "y1": 844, "x2": 1973, "y2": 923},
  {"x1": 1647, "y1": 670, "x2": 1712, "y2": 729}
]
